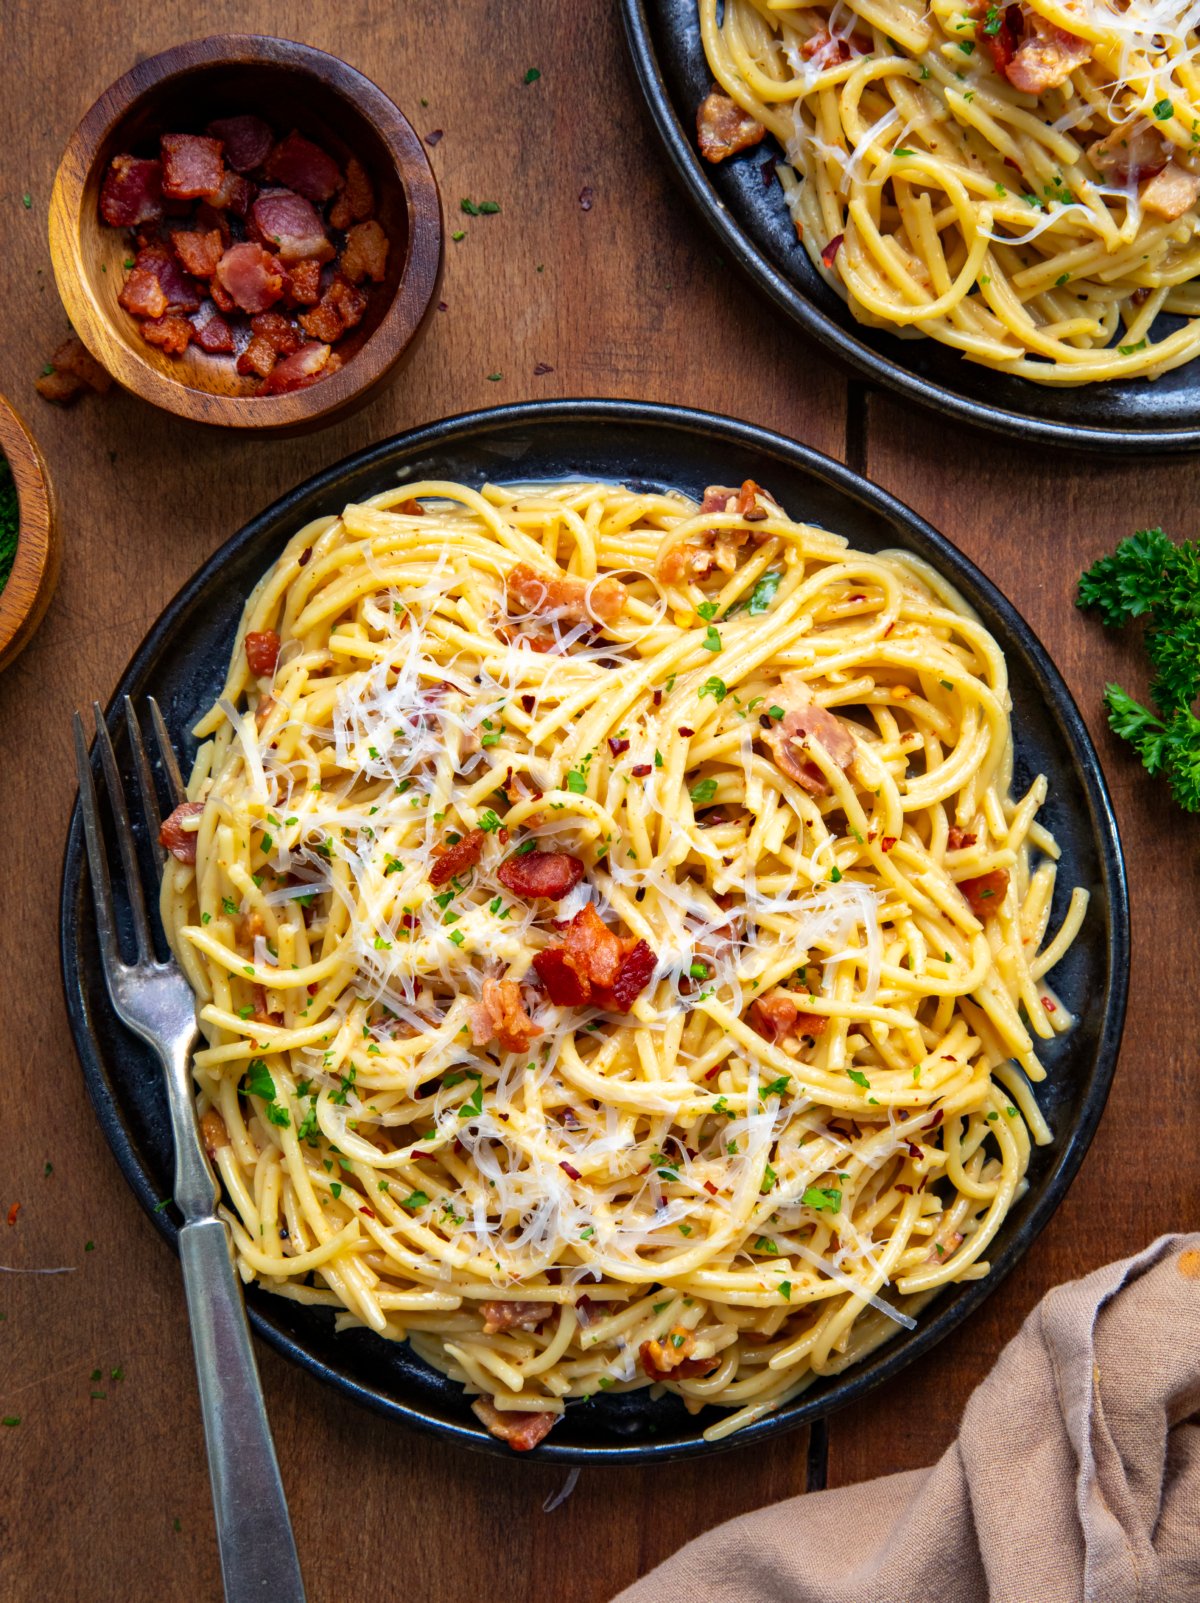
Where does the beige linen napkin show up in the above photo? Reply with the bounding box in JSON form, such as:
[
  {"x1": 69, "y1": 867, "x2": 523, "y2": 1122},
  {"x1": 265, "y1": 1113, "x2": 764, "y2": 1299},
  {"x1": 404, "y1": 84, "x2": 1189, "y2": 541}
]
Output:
[{"x1": 613, "y1": 1235, "x2": 1200, "y2": 1603}]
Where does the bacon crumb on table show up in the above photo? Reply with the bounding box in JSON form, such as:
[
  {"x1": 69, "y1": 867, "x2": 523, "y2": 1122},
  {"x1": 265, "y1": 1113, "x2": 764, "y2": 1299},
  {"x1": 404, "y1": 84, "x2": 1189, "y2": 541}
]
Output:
[{"x1": 34, "y1": 337, "x2": 113, "y2": 406}]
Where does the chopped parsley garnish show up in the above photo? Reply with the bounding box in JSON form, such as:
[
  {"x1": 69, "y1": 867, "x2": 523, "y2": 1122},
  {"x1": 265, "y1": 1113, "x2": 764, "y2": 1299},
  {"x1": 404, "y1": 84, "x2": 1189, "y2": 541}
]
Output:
[
  {"x1": 753, "y1": 1235, "x2": 779, "y2": 1255},
  {"x1": 400, "y1": 1190, "x2": 429, "y2": 1210},
  {"x1": 760, "y1": 1163, "x2": 778, "y2": 1194},
  {"x1": 697, "y1": 600, "x2": 719, "y2": 620},
  {"x1": 1118, "y1": 339, "x2": 1147, "y2": 356},
  {"x1": 688, "y1": 777, "x2": 718, "y2": 804},
  {"x1": 1154, "y1": 98, "x2": 1174, "y2": 119},
  {"x1": 847, "y1": 1068, "x2": 871, "y2": 1088},
  {"x1": 802, "y1": 1185, "x2": 842, "y2": 1213},
  {"x1": 565, "y1": 769, "x2": 588, "y2": 794},
  {"x1": 244, "y1": 1059, "x2": 275, "y2": 1101},
  {"x1": 767, "y1": 704, "x2": 784, "y2": 720},
  {"x1": 459, "y1": 1079, "x2": 484, "y2": 1118},
  {"x1": 478, "y1": 810, "x2": 502, "y2": 832},
  {"x1": 701, "y1": 624, "x2": 722, "y2": 652},
  {"x1": 698, "y1": 676, "x2": 727, "y2": 702},
  {"x1": 760, "y1": 1074, "x2": 791, "y2": 1100},
  {"x1": 524, "y1": 66, "x2": 541, "y2": 83}
]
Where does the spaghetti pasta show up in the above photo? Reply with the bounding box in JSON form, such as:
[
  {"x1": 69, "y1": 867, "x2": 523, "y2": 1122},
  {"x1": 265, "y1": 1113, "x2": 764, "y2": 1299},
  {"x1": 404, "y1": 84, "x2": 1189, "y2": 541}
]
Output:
[
  {"x1": 160, "y1": 476, "x2": 1086, "y2": 1449},
  {"x1": 698, "y1": 0, "x2": 1200, "y2": 383}
]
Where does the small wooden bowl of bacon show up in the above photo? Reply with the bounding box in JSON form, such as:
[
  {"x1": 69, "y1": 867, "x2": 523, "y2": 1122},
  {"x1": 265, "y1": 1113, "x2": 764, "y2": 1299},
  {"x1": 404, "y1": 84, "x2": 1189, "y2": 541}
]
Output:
[{"x1": 48, "y1": 35, "x2": 443, "y2": 431}]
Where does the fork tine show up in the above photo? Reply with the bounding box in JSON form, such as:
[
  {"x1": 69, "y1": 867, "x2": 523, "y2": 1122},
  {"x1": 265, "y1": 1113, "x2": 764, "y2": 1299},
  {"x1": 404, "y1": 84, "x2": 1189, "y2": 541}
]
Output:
[
  {"x1": 92, "y1": 702, "x2": 154, "y2": 964},
  {"x1": 148, "y1": 696, "x2": 185, "y2": 806},
  {"x1": 73, "y1": 711, "x2": 122, "y2": 975},
  {"x1": 125, "y1": 698, "x2": 166, "y2": 871}
]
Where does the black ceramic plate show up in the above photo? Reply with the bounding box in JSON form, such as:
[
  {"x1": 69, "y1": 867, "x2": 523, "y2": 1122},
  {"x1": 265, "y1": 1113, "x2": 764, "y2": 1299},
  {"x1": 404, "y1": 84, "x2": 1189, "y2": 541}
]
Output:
[
  {"x1": 61, "y1": 400, "x2": 1128, "y2": 1462},
  {"x1": 622, "y1": 0, "x2": 1200, "y2": 452}
]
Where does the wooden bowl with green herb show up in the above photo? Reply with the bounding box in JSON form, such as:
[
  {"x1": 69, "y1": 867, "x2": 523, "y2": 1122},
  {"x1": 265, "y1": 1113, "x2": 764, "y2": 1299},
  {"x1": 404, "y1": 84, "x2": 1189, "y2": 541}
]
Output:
[{"x1": 0, "y1": 394, "x2": 58, "y2": 672}]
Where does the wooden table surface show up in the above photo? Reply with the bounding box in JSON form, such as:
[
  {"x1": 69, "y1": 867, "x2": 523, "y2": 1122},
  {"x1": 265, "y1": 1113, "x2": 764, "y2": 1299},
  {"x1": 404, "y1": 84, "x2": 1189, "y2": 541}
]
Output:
[{"x1": 2, "y1": 4, "x2": 1197, "y2": 1599}]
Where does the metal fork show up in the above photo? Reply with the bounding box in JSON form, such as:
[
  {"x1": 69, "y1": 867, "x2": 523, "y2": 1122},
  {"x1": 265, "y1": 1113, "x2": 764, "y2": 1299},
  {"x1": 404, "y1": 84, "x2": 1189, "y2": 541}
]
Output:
[{"x1": 73, "y1": 697, "x2": 306, "y2": 1603}]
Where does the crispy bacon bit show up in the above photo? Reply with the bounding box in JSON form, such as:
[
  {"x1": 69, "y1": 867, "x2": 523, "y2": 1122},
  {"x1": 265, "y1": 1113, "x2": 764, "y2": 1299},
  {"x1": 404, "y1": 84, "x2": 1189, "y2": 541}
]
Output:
[
  {"x1": 978, "y1": 2, "x2": 1022, "y2": 76},
  {"x1": 820, "y1": 233, "x2": 845, "y2": 269},
  {"x1": 245, "y1": 629, "x2": 281, "y2": 677},
  {"x1": 209, "y1": 275, "x2": 237, "y2": 313},
  {"x1": 640, "y1": 1326, "x2": 721, "y2": 1380},
  {"x1": 100, "y1": 154, "x2": 163, "y2": 226},
  {"x1": 206, "y1": 174, "x2": 251, "y2": 222},
  {"x1": 1089, "y1": 122, "x2": 1168, "y2": 187},
  {"x1": 1005, "y1": 20, "x2": 1091, "y2": 94},
  {"x1": 1141, "y1": 162, "x2": 1200, "y2": 222},
  {"x1": 299, "y1": 275, "x2": 368, "y2": 342},
  {"x1": 340, "y1": 219, "x2": 390, "y2": 284},
  {"x1": 250, "y1": 311, "x2": 302, "y2": 356},
  {"x1": 696, "y1": 87, "x2": 765, "y2": 163},
  {"x1": 928, "y1": 1229, "x2": 963, "y2": 1263},
  {"x1": 608, "y1": 736, "x2": 630, "y2": 756},
  {"x1": 329, "y1": 157, "x2": 374, "y2": 229},
  {"x1": 263, "y1": 131, "x2": 342, "y2": 202},
  {"x1": 880, "y1": 835, "x2": 897, "y2": 853},
  {"x1": 161, "y1": 133, "x2": 225, "y2": 201},
  {"x1": 261, "y1": 341, "x2": 330, "y2": 394},
  {"x1": 469, "y1": 977, "x2": 542, "y2": 1055},
  {"x1": 207, "y1": 114, "x2": 273, "y2": 173},
  {"x1": 216, "y1": 242, "x2": 286, "y2": 314},
  {"x1": 471, "y1": 1398, "x2": 560, "y2": 1452},
  {"x1": 959, "y1": 869, "x2": 1010, "y2": 917},
  {"x1": 140, "y1": 314, "x2": 192, "y2": 354},
  {"x1": 40, "y1": 338, "x2": 112, "y2": 400},
  {"x1": 534, "y1": 905, "x2": 656, "y2": 1013},
  {"x1": 398, "y1": 499, "x2": 425, "y2": 515},
  {"x1": 200, "y1": 1108, "x2": 229, "y2": 1156},
  {"x1": 285, "y1": 257, "x2": 323, "y2": 306},
  {"x1": 171, "y1": 228, "x2": 223, "y2": 279},
  {"x1": 947, "y1": 827, "x2": 977, "y2": 850},
  {"x1": 35, "y1": 367, "x2": 87, "y2": 405},
  {"x1": 497, "y1": 850, "x2": 584, "y2": 902},
  {"x1": 506, "y1": 561, "x2": 627, "y2": 626},
  {"x1": 658, "y1": 479, "x2": 778, "y2": 581},
  {"x1": 429, "y1": 827, "x2": 486, "y2": 886},
  {"x1": 749, "y1": 991, "x2": 829, "y2": 1044},
  {"x1": 159, "y1": 800, "x2": 204, "y2": 863},
  {"x1": 250, "y1": 187, "x2": 335, "y2": 264},
  {"x1": 480, "y1": 1300, "x2": 555, "y2": 1335},
  {"x1": 236, "y1": 334, "x2": 277, "y2": 380},
  {"x1": 763, "y1": 688, "x2": 856, "y2": 795},
  {"x1": 118, "y1": 262, "x2": 166, "y2": 320},
  {"x1": 630, "y1": 763, "x2": 652, "y2": 778},
  {"x1": 6, "y1": 1202, "x2": 20, "y2": 1227}
]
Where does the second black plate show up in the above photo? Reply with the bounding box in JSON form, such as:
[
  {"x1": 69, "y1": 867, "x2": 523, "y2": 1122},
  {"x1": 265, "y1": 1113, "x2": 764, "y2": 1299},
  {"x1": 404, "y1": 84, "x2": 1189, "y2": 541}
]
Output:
[
  {"x1": 622, "y1": 0, "x2": 1200, "y2": 452},
  {"x1": 61, "y1": 400, "x2": 1128, "y2": 1461}
]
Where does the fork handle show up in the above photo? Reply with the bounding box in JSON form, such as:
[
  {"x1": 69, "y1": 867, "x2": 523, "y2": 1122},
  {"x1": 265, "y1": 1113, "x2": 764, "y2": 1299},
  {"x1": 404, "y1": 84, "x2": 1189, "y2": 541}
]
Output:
[{"x1": 179, "y1": 1217, "x2": 307, "y2": 1602}]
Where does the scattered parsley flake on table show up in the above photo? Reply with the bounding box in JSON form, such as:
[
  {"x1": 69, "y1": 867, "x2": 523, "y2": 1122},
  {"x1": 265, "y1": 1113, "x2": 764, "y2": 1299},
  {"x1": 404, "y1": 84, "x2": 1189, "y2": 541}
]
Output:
[{"x1": 1077, "y1": 527, "x2": 1200, "y2": 812}]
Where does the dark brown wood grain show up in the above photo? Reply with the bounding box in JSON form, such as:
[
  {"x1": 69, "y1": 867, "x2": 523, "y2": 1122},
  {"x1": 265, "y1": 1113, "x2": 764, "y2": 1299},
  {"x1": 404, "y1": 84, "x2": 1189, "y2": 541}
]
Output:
[
  {"x1": 0, "y1": 4, "x2": 1193, "y2": 1601},
  {"x1": 48, "y1": 34, "x2": 444, "y2": 432}
]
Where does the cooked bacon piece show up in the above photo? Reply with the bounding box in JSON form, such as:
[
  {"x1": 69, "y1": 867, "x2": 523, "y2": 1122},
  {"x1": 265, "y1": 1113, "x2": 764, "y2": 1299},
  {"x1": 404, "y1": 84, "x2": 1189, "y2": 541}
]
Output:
[
  {"x1": 340, "y1": 219, "x2": 389, "y2": 284},
  {"x1": 171, "y1": 228, "x2": 223, "y2": 279},
  {"x1": 208, "y1": 171, "x2": 253, "y2": 219},
  {"x1": 216, "y1": 242, "x2": 286, "y2": 314},
  {"x1": 640, "y1": 1326, "x2": 721, "y2": 1380},
  {"x1": 506, "y1": 561, "x2": 626, "y2": 626},
  {"x1": 262, "y1": 341, "x2": 331, "y2": 394},
  {"x1": 207, "y1": 114, "x2": 273, "y2": 173},
  {"x1": 1140, "y1": 162, "x2": 1200, "y2": 221},
  {"x1": 209, "y1": 275, "x2": 237, "y2": 313},
  {"x1": 251, "y1": 983, "x2": 284, "y2": 1025},
  {"x1": 470, "y1": 1398, "x2": 559, "y2": 1452},
  {"x1": 947, "y1": 827, "x2": 978, "y2": 851},
  {"x1": 1005, "y1": 20, "x2": 1091, "y2": 94},
  {"x1": 200, "y1": 1107, "x2": 229, "y2": 1156},
  {"x1": 35, "y1": 367, "x2": 86, "y2": 404},
  {"x1": 763, "y1": 685, "x2": 856, "y2": 796},
  {"x1": 236, "y1": 334, "x2": 277, "y2": 379},
  {"x1": 263, "y1": 132, "x2": 342, "y2": 204},
  {"x1": 1089, "y1": 122, "x2": 1168, "y2": 186},
  {"x1": 285, "y1": 257, "x2": 323, "y2": 305},
  {"x1": 299, "y1": 274, "x2": 367, "y2": 341},
  {"x1": 959, "y1": 869, "x2": 1009, "y2": 918},
  {"x1": 249, "y1": 187, "x2": 335, "y2": 264},
  {"x1": 534, "y1": 905, "x2": 656, "y2": 1013},
  {"x1": 118, "y1": 262, "x2": 168, "y2": 319},
  {"x1": 429, "y1": 827, "x2": 486, "y2": 886},
  {"x1": 497, "y1": 850, "x2": 584, "y2": 902},
  {"x1": 140, "y1": 314, "x2": 192, "y2": 354},
  {"x1": 658, "y1": 479, "x2": 778, "y2": 582},
  {"x1": 329, "y1": 156, "x2": 375, "y2": 229},
  {"x1": 245, "y1": 629, "x2": 281, "y2": 676},
  {"x1": 250, "y1": 312, "x2": 302, "y2": 355},
  {"x1": 696, "y1": 87, "x2": 765, "y2": 163},
  {"x1": 749, "y1": 991, "x2": 828, "y2": 1044},
  {"x1": 100, "y1": 154, "x2": 163, "y2": 226},
  {"x1": 927, "y1": 1229, "x2": 963, "y2": 1264},
  {"x1": 978, "y1": 2, "x2": 1022, "y2": 76},
  {"x1": 470, "y1": 977, "x2": 542, "y2": 1055},
  {"x1": 480, "y1": 1299, "x2": 555, "y2": 1335},
  {"x1": 161, "y1": 132, "x2": 224, "y2": 200},
  {"x1": 46, "y1": 337, "x2": 112, "y2": 395},
  {"x1": 160, "y1": 800, "x2": 204, "y2": 862}
]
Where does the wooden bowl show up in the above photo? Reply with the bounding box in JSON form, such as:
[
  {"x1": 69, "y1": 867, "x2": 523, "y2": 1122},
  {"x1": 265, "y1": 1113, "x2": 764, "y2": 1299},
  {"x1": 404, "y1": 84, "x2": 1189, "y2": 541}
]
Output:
[
  {"x1": 0, "y1": 395, "x2": 58, "y2": 672},
  {"x1": 49, "y1": 35, "x2": 443, "y2": 432}
]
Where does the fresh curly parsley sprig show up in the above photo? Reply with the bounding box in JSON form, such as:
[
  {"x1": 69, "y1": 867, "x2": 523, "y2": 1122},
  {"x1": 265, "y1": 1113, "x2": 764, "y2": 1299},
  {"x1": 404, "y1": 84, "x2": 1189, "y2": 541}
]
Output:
[{"x1": 1077, "y1": 528, "x2": 1200, "y2": 813}]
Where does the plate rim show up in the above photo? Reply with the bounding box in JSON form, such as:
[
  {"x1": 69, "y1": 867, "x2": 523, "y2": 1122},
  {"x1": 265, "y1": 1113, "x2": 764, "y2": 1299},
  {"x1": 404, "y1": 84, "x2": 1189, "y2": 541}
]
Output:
[
  {"x1": 619, "y1": 0, "x2": 1200, "y2": 454},
  {"x1": 59, "y1": 397, "x2": 1130, "y2": 1462}
]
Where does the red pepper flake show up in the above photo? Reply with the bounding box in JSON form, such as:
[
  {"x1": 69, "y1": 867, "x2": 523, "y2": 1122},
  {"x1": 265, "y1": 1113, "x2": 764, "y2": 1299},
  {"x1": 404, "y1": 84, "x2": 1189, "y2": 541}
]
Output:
[
  {"x1": 307, "y1": 982, "x2": 319, "y2": 996},
  {"x1": 760, "y1": 158, "x2": 776, "y2": 188},
  {"x1": 704, "y1": 1064, "x2": 721, "y2": 1081},
  {"x1": 533, "y1": 362, "x2": 554, "y2": 376},
  {"x1": 703, "y1": 1180, "x2": 719, "y2": 1196},
  {"x1": 881, "y1": 836, "x2": 897, "y2": 852},
  {"x1": 758, "y1": 713, "x2": 774, "y2": 729},
  {"x1": 678, "y1": 726, "x2": 695, "y2": 737},
  {"x1": 608, "y1": 736, "x2": 630, "y2": 756},
  {"x1": 579, "y1": 186, "x2": 594, "y2": 211},
  {"x1": 652, "y1": 689, "x2": 663, "y2": 707},
  {"x1": 631, "y1": 763, "x2": 652, "y2": 777},
  {"x1": 905, "y1": 1140, "x2": 923, "y2": 1160},
  {"x1": 298, "y1": 546, "x2": 312, "y2": 567},
  {"x1": 1042, "y1": 997, "x2": 1057, "y2": 1014},
  {"x1": 847, "y1": 593, "x2": 865, "y2": 602},
  {"x1": 6, "y1": 1202, "x2": 19, "y2": 1226},
  {"x1": 559, "y1": 1160, "x2": 582, "y2": 1181},
  {"x1": 821, "y1": 233, "x2": 845, "y2": 269},
  {"x1": 498, "y1": 827, "x2": 510, "y2": 844},
  {"x1": 437, "y1": 300, "x2": 448, "y2": 312},
  {"x1": 923, "y1": 1108, "x2": 944, "y2": 1131},
  {"x1": 895, "y1": 1183, "x2": 913, "y2": 1194},
  {"x1": 521, "y1": 694, "x2": 535, "y2": 713},
  {"x1": 425, "y1": 130, "x2": 444, "y2": 147},
  {"x1": 360, "y1": 1206, "x2": 376, "y2": 1219}
]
